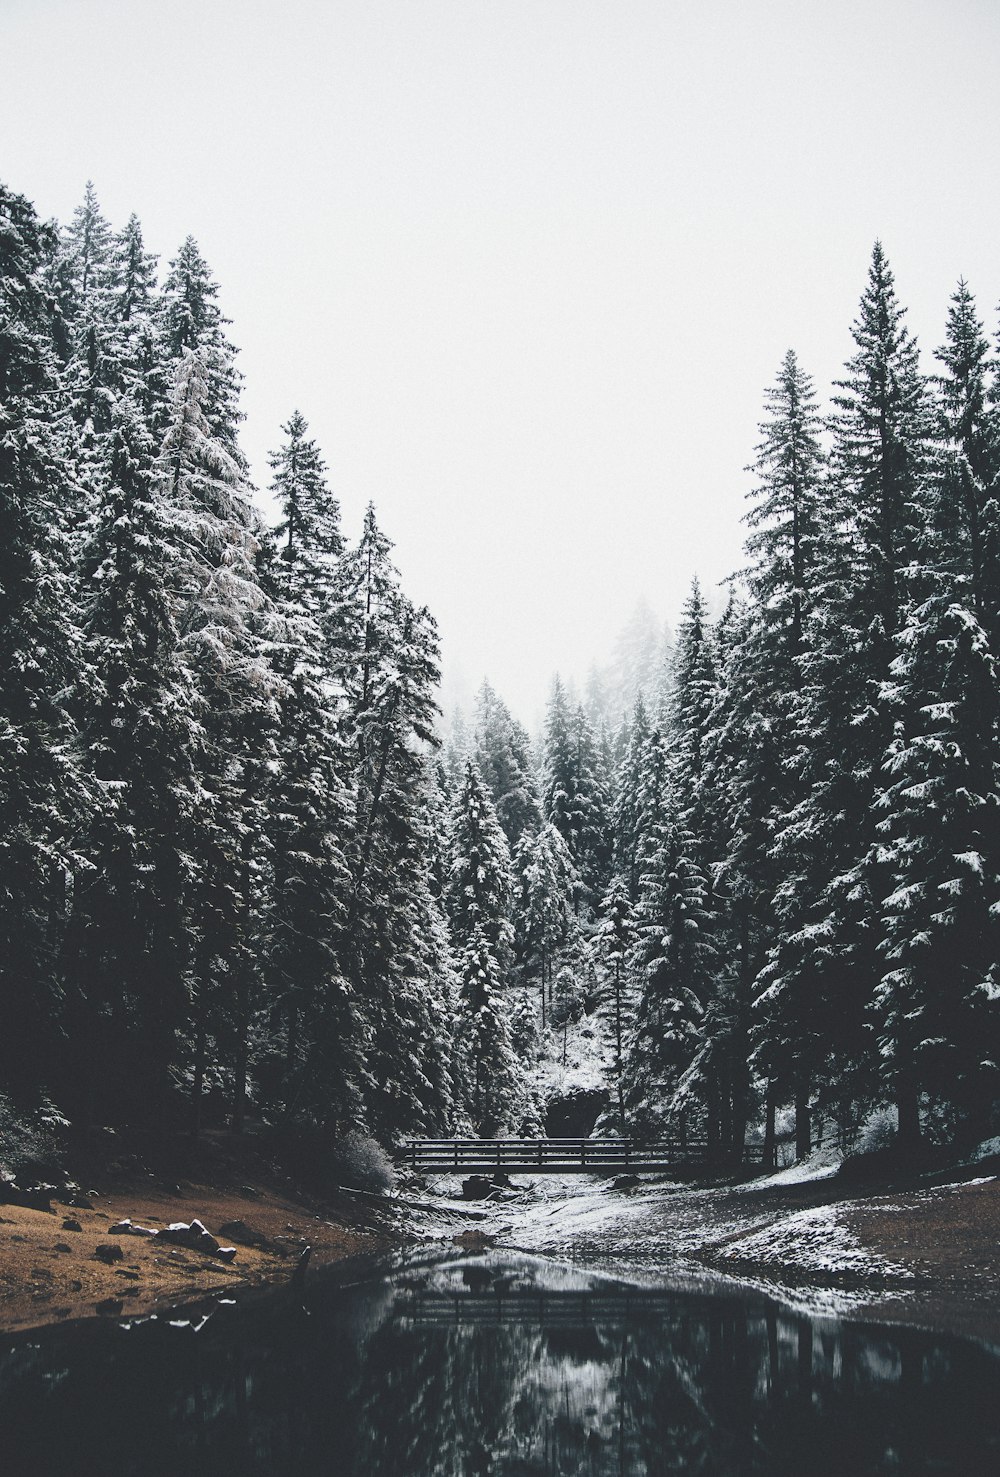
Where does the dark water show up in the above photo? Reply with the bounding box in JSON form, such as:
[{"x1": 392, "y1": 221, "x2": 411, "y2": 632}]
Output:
[{"x1": 2, "y1": 1253, "x2": 999, "y2": 1476}]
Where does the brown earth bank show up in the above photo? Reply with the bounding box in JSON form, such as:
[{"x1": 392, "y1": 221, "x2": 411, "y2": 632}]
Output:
[
  {"x1": 694, "y1": 1170, "x2": 1000, "y2": 1342},
  {"x1": 0, "y1": 1129, "x2": 402, "y2": 1335}
]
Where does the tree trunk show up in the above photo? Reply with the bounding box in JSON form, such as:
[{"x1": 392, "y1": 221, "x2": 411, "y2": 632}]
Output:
[
  {"x1": 763, "y1": 1079, "x2": 777, "y2": 1169},
  {"x1": 794, "y1": 1075, "x2": 811, "y2": 1161},
  {"x1": 896, "y1": 1064, "x2": 921, "y2": 1151},
  {"x1": 706, "y1": 1076, "x2": 720, "y2": 1161}
]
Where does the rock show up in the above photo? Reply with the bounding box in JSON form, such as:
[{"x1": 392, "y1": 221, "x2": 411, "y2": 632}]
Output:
[
  {"x1": 53, "y1": 1242, "x2": 73, "y2": 1253},
  {"x1": 0, "y1": 1182, "x2": 53, "y2": 1212},
  {"x1": 67, "y1": 1194, "x2": 93, "y2": 1210},
  {"x1": 461, "y1": 1175, "x2": 495, "y2": 1201},
  {"x1": 95, "y1": 1298, "x2": 124, "y2": 1316},
  {"x1": 61, "y1": 1218, "x2": 83, "y2": 1233},
  {"x1": 240, "y1": 1185, "x2": 261, "y2": 1199},
  {"x1": 109, "y1": 1218, "x2": 156, "y2": 1237},
  {"x1": 612, "y1": 1174, "x2": 641, "y2": 1190},
  {"x1": 93, "y1": 1243, "x2": 124, "y2": 1264},
  {"x1": 157, "y1": 1218, "x2": 235, "y2": 1260},
  {"x1": 218, "y1": 1219, "x2": 270, "y2": 1249}
]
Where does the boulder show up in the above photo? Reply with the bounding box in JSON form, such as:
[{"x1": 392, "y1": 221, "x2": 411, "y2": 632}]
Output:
[
  {"x1": 93, "y1": 1243, "x2": 124, "y2": 1264},
  {"x1": 461, "y1": 1175, "x2": 495, "y2": 1201}
]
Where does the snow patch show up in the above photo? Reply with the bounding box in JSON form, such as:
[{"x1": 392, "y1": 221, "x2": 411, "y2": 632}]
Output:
[{"x1": 719, "y1": 1204, "x2": 914, "y2": 1282}]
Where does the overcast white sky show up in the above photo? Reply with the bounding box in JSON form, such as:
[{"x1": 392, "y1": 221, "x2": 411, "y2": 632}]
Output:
[{"x1": 4, "y1": 0, "x2": 1000, "y2": 723}]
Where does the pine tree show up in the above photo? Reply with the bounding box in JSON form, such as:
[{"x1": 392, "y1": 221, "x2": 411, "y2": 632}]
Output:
[
  {"x1": 156, "y1": 347, "x2": 278, "y2": 1131},
  {"x1": 625, "y1": 812, "x2": 716, "y2": 1139},
  {"x1": 265, "y1": 412, "x2": 355, "y2": 1122},
  {"x1": 67, "y1": 400, "x2": 201, "y2": 1124},
  {"x1": 737, "y1": 352, "x2": 826, "y2": 1149},
  {"x1": 447, "y1": 760, "x2": 521, "y2": 1128},
  {"x1": 669, "y1": 579, "x2": 718, "y2": 852},
  {"x1": 758, "y1": 249, "x2": 932, "y2": 1152},
  {"x1": 160, "y1": 237, "x2": 243, "y2": 456},
  {"x1": 612, "y1": 693, "x2": 651, "y2": 901},
  {"x1": 541, "y1": 677, "x2": 610, "y2": 905},
  {"x1": 337, "y1": 506, "x2": 455, "y2": 1137},
  {"x1": 472, "y1": 680, "x2": 542, "y2": 850},
  {"x1": 592, "y1": 874, "x2": 634, "y2": 1126},
  {"x1": 872, "y1": 282, "x2": 1000, "y2": 1144},
  {"x1": 514, "y1": 822, "x2": 578, "y2": 1030},
  {"x1": 0, "y1": 182, "x2": 83, "y2": 1096},
  {"x1": 447, "y1": 759, "x2": 515, "y2": 970}
]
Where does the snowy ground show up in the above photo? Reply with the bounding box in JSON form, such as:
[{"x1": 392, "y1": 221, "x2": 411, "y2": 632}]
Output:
[{"x1": 397, "y1": 1144, "x2": 1000, "y2": 1336}]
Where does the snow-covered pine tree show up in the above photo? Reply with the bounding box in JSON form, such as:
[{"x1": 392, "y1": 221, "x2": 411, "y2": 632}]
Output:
[
  {"x1": 0, "y1": 182, "x2": 84, "y2": 1097},
  {"x1": 159, "y1": 236, "x2": 244, "y2": 460},
  {"x1": 264, "y1": 412, "x2": 356, "y2": 1123},
  {"x1": 107, "y1": 214, "x2": 164, "y2": 428},
  {"x1": 514, "y1": 822, "x2": 578, "y2": 1030},
  {"x1": 736, "y1": 350, "x2": 826, "y2": 1150},
  {"x1": 541, "y1": 678, "x2": 610, "y2": 908},
  {"x1": 456, "y1": 926, "x2": 521, "y2": 1135},
  {"x1": 625, "y1": 809, "x2": 717, "y2": 1141},
  {"x1": 337, "y1": 505, "x2": 457, "y2": 1137},
  {"x1": 591, "y1": 873, "x2": 634, "y2": 1126},
  {"x1": 472, "y1": 680, "x2": 542, "y2": 850},
  {"x1": 669, "y1": 578, "x2": 719, "y2": 858},
  {"x1": 156, "y1": 347, "x2": 278, "y2": 1131},
  {"x1": 873, "y1": 280, "x2": 1000, "y2": 1145},
  {"x1": 447, "y1": 759, "x2": 522, "y2": 1127},
  {"x1": 447, "y1": 758, "x2": 515, "y2": 969},
  {"x1": 611, "y1": 693, "x2": 652, "y2": 901},
  {"x1": 759, "y1": 249, "x2": 932, "y2": 1153},
  {"x1": 67, "y1": 399, "x2": 202, "y2": 1125}
]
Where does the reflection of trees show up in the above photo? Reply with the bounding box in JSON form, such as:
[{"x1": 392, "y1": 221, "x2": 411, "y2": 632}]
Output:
[{"x1": 2, "y1": 1273, "x2": 1000, "y2": 1476}]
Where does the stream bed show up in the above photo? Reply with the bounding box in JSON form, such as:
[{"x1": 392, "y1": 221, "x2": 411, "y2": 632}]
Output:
[{"x1": 2, "y1": 1251, "x2": 999, "y2": 1475}]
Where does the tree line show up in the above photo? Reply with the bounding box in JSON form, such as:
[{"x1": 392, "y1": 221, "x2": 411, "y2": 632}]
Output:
[{"x1": 2, "y1": 175, "x2": 997, "y2": 1158}]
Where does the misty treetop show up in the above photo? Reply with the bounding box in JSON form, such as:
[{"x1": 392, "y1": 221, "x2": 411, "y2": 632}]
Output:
[{"x1": 2, "y1": 173, "x2": 998, "y2": 1160}]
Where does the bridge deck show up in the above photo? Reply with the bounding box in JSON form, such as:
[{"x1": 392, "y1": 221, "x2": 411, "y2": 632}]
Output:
[{"x1": 402, "y1": 1136, "x2": 766, "y2": 1174}]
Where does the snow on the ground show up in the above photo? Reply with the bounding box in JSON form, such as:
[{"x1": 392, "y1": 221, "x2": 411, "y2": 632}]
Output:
[
  {"x1": 744, "y1": 1144, "x2": 843, "y2": 1189},
  {"x1": 530, "y1": 1012, "x2": 614, "y2": 1101},
  {"x1": 717, "y1": 1203, "x2": 914, "y2": 1282},
  {"x1": 972, "y1": 1136, "x2": 1000, "y2": 1161}
]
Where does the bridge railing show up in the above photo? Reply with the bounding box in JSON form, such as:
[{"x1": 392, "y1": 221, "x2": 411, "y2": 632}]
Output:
[{"x1": 401, "y1": 1136, "x2": 768, "y2": 1173}]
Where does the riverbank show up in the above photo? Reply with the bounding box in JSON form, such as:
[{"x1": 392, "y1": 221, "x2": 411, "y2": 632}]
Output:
[
  {"x1": 0, "y1": 1130, "x2": 402, "y2": 1334},
  {"x1": 5, "y1": 1136, "x2": 1000, "y2": 1342},
  {"x1": 475, "y1": 1156, "x2": 1000, "y2": 1342}
]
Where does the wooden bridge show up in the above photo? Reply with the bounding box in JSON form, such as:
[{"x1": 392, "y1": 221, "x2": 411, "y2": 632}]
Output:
[
  {"x1": 402, "y1": 1136, "x2": 768, "y2": 1175},
  {"x1": 398, "y1": 1285, "x2": 685, "y2": 1327}
]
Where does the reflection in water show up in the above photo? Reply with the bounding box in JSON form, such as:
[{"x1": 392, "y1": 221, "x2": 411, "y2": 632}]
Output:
[{"x1": 2, "y1": 1254, "x2": 999, "y2": 1475}]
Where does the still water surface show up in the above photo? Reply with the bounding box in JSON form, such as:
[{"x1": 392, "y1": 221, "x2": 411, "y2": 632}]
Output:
[{"x1": 2, "y1": 1253, "x2": 999, "y2": 1475}]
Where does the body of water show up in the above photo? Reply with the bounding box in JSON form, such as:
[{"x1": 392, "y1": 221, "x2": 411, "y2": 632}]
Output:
[{"x1": 2, "y1": 1253, "x2": 998, "y2": 1475}]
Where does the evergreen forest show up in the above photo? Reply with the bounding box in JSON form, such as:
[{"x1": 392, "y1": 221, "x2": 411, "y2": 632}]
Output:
[{"x1": 2, "y1": 177, "x2": 999, "y2": 1166}]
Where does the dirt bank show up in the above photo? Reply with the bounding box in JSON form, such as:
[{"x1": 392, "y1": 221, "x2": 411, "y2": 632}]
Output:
[
  {"x1": 485, "y1": 1162, "x2": 1000, "y2": 1341},
  {"x1": 0, "y1": 1132, "x2": 401, "y2": 1335}
]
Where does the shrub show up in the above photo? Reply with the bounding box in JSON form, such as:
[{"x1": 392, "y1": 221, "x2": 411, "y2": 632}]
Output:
[
  {"x1": 0, "y1": 1093, "x2": 68, "y2": 1185},
  {"x1": 329, "y1": 1131, "x2": 395, "y2": 1194}
]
